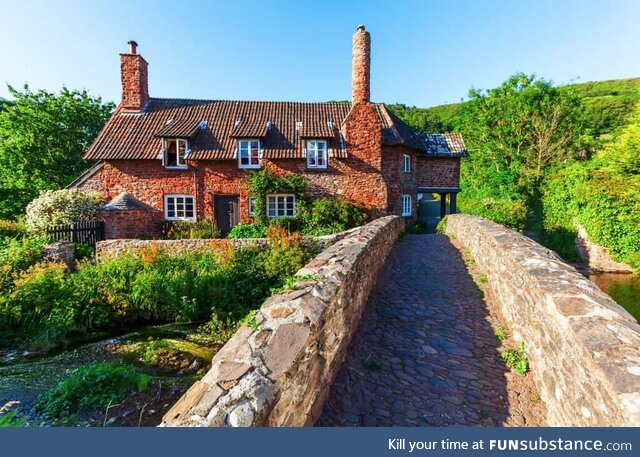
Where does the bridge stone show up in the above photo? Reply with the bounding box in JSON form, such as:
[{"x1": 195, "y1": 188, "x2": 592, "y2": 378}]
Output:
[{"x1": 446, "y1": 213, "x2": 640, "y2": 426}]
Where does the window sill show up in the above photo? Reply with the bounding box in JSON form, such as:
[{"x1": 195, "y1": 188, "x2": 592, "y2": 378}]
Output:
[
  {"x1": 165, "y1": 218, "x2": 196, "y2": 222},
  {"x1": 164, "y1": 166, "x2": 189, "y2": 171},
  {"x1": 239, "y1": 166, "x2": 262, "y2": 170},
  {"x1": 305, "y1": 167, "x2": 331, "y2": 172}
]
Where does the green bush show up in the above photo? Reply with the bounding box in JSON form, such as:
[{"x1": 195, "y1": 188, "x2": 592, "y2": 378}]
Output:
[
  {"x1": 435, "y1": 215, "x2": 448, "y2": 234},
  {"x1": 73, "y1": 243, "x2": 95, "y2": 261},
  {"x1": 158, "y1": 219, "x2": 219, "y2": 240},
  {"x1": 302, "y1": 198, "x2": 368, "y2": 235},
  {"x1": 0, "y1": 236, "x2": 46, "y2": 294},
  {"x1": 25, "y1": 189, "x2": 103, "y2": 234},
  {"x1": 0, "y1": 220, "x2": 25, "y2": 239},
  {"x1": 36, "y1": 362, "x2": 147, "y2": 419},
  {"x1": 459, "y1": 192, "x2": 527, "y2": 231},
  {"x1": 227, "y1": 223, "x2": 267, "y2": 239},
  {"x1": 0, "y1": 263, "x2": 81, "y2": 347},
  {"x1": 0, "y1": 237, "x2": 315, "y2": 349}
]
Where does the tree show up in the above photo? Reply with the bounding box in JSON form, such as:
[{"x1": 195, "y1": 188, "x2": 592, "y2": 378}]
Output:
[
  {"x1": 0, "y1": 85, "x2": 114, "y2": 219},
  {"x1": 457, "y1": 73, "x2": 587, "y2": 199}
]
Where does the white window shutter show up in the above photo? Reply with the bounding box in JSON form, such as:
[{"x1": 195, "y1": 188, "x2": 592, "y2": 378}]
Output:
[{"x1": 233, "y1": 147, "x2": 238, "y2": 159}]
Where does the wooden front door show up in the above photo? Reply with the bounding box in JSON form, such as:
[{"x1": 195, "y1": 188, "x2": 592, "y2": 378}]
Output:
[{"x1": 214, "y1": 195, "x2": 240, "y2": 236}]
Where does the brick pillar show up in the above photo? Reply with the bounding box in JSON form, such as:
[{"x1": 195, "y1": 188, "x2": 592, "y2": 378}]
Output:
[
  {"x1": 352, "y1": 25, "x2": 371, "y2": 105},
  {"x1": 120, "y1": 40, "x2": 149, "y2": 111}
]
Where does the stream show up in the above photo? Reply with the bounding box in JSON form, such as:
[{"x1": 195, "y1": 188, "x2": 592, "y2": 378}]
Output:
[
  {"x1": 0, "y1": 323, "x2": 221, "y2": 426},
  {"x1": 589, "y1": 273, "x2": 640, "y2": 323}
]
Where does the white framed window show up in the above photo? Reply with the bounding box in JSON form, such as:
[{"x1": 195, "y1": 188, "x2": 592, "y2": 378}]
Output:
[
  {"x1": 163, "y1": 138, "x2": 188, "y2": 168},
  {"x1": 238, "y1": 139, "x2": 261, "y2": 169},
  {"x1": 306, "y1": 140, "x2": 328, "y2": 169},
  {"x1": 266, "y1": 194, "x2": 296, "y2": 218},
  {"x1": 248, "y1": 197, "x2": 256, "y2": 216},
  {"x1": 402, "y1": 154, "x2": 411, "y2": 173},
  {"x1": 401, "y1": 194, "x2": 412, "y2": 217},
  {"x1": 164, "y1": 195, "x2": 195, "y2": 221}
]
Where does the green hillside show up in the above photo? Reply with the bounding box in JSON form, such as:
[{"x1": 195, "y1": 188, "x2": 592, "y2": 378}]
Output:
[{"x1": 388, "y1": 77, "x2": 640, "y2": 138}]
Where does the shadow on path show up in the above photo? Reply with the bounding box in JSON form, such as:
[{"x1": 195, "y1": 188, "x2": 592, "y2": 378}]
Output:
[{"x1": 317, "y1": 234, "x2": 509, "y2": 426}]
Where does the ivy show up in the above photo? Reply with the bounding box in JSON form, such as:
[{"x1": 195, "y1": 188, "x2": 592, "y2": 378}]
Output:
[{"x1": 245, "y1": 169, "x2": 308, "y2": 226}]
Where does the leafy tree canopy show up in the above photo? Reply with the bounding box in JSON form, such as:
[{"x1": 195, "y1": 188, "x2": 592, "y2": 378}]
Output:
[
  {"x1": 0, "y1": 85, "x2": 114, "y2": 219},
  {"x1": 457, "y1": 73, "x2": 588, "y2": 199}
]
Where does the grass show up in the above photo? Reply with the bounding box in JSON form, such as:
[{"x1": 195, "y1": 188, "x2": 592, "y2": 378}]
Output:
[
  {"x1": 36, "y1": 362, "x2": 149, "y2": 419},
  {"x1": 478, "y1": 274, "x2": 488, "y2": 284}
]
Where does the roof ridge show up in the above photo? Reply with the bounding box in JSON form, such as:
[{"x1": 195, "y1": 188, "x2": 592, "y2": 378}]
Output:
[{"x1": 149, "y1": 97, "x2": 354, "y2": 105}]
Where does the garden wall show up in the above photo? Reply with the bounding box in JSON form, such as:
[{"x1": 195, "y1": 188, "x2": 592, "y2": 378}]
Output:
[
  {"x1": 446, "y1": 214, "x2": 640, "y2": 426},
  {"x1": 160, "y1": 215, "x2": 404, "y2": 427},
  {"x1": 95, "y1": 228, "x2": 359, "y2": 261}
]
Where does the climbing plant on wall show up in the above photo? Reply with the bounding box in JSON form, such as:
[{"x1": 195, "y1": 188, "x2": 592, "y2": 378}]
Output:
[{"x1": 245, "y1": 169, "x2": 308, "y2": 227}]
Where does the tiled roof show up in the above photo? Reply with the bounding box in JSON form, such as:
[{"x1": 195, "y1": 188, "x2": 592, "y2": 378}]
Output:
[
  {"x1": 154, "y1": 118, "x2": 202, "y2": 138},
  {"x1": 83, "y1": 99, "x2": 431, "y2": 161},
  {"x1": 100, "y1": 192, "x2": 149, "y2": 211},
  {"x1": 421, "y1": 133, "x2": 468, "y2": 157}
]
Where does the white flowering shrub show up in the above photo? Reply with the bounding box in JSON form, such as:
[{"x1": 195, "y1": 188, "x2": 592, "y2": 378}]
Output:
[{"x1": 25, "y1": 189, "x2": 103, "y2": 234}]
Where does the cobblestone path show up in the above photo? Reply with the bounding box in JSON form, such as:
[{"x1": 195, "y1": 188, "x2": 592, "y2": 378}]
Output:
[{"x1": 318, "y1": 234, "x2": 512, "y2": 427}]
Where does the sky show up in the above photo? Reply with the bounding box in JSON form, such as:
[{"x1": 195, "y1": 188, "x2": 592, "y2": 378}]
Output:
[{"x1": 1, "y1": 0, "x2": 639, "y2": 108}]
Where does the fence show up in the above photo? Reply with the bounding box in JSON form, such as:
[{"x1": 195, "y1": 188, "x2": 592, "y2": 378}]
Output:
[{"x1": 45, "y1": 220, "x2": 105, "y2": 246}]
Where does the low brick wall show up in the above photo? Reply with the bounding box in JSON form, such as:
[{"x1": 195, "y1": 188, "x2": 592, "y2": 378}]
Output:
[
  {"x1": 160, "y1": 215, "x2": 404, "y2": 427},
  {"x1": 446, "y1": 214, "x2": 640, "y2": 426},
  {"x1": 95, "y1": 228, "x2": 359, "y2": 261}
]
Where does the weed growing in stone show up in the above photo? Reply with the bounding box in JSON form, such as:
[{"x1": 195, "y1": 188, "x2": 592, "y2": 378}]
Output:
[
  {"x1": 479, "y1": 409, "x2": 489, "y2": 420},
  {"x1": 365, "y1": 360, "x2": 382, "y2": 372},
  {"x1": 501, "y1": 341, "x2": 529, "y2": 375},
  {"x1": 478, "y1": 274, "x2": 488, "y2": 283},
  {"x1": 494, "y1": 325, "x2": 509, "y2": 341},
  {"x1": 529, "y1": 394, "x2": 541, "y2": 405}
]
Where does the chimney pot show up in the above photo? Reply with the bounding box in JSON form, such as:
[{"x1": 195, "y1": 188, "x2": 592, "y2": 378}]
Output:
[{"x1": 127, "y1": 40, "x2": 138, "y2": 54}]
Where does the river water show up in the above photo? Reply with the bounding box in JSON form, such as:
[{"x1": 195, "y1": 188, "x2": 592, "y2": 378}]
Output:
[{"x1": 589, "y1": 273, "x2": 640, "y2": 323}]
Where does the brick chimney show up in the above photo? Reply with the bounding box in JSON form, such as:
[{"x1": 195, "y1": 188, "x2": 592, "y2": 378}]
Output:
[
  {"x1": 352, "y1": 25, "x2": 371, "y2": 105},
  {"x1": 120, "y1": 40, "x2": 149, "y2": 111}
]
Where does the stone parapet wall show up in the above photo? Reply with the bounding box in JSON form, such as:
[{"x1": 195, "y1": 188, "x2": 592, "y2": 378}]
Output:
[
  {"x1": 95, "y1": 228, "x2": 359, "y2": 261},
  {"x1": 446, "y1": 214, "x2": 640, "y2": 426},
  {"x1": 161, "y1": 215, "x2": 404, "y2": 427}
]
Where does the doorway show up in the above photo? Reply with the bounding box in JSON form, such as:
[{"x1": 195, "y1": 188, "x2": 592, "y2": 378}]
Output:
[{"x1": 214, "y1": 195, "x2": 240, "y2": 236}]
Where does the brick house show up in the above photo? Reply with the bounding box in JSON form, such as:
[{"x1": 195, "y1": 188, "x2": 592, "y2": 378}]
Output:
[{"x1": 71, "y1": 26, "x2": 467, "y2": 238}]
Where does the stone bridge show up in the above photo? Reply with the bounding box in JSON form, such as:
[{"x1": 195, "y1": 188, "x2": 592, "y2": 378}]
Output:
[{"x1": 161, "y1": 215, "x2": 640, "y2": 427}]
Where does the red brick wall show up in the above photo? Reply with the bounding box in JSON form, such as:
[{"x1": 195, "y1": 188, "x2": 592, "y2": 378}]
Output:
[
  {"x1": 382, "y1": 145, "x2": 417, "y2": 218},
  {"x1": 351, "y1": 26, "x2": 371, "y2": 105},
  {"x1": 100, "y1": 209, "x2": 154, "y2": 239},
  {"x1": 79, "y1": 148, "x2": 390, "y2": 236},
  {"x1": 120, "y1": 53, "x2": 149, "y2": 111},
  {"x1": 417, "y1": 157, "x2": 460, "y2": 189}
]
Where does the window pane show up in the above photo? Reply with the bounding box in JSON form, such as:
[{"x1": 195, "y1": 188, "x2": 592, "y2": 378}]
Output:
[{"x1": 165, "y1": 139, "x2": 178, "y2": 166}]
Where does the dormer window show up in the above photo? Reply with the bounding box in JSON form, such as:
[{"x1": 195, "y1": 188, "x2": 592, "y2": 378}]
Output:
[
  {"x1": 306, "y1": 140, "x2": 328, "y2": 169},
  {"x1": 163, "y1": 138, "x2": 188, "y2": 168},
  {"x1": 238, "y1": 139, "x2": 261, "y2": 169}
]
